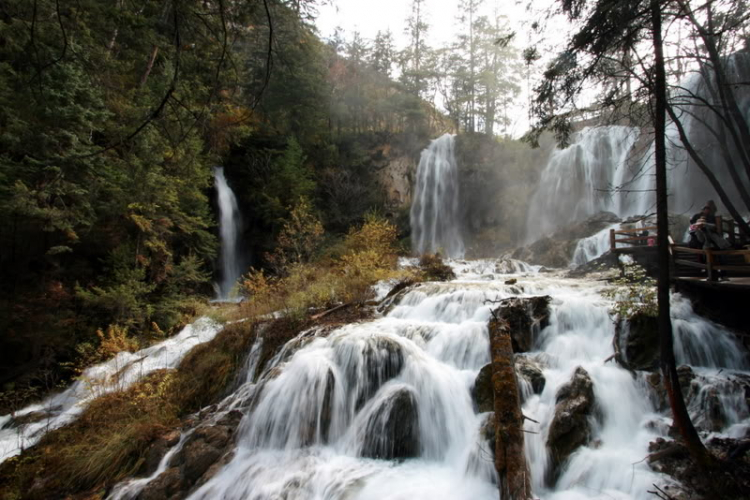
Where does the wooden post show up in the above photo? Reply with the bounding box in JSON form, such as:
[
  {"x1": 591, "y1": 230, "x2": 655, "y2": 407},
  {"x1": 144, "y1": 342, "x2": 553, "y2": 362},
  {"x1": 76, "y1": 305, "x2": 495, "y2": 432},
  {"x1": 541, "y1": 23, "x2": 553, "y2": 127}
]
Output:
[
  {"x1": 610, "y1": 229, "x2": 616, "y2": 252},
  {"x1": 726, "y1": 219, "x2": 736, "y2": 246}
]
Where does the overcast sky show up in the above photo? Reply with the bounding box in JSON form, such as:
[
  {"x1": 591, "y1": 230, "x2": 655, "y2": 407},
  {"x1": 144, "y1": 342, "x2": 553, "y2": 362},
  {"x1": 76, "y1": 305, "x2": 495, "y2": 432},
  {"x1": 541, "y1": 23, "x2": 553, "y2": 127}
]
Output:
[{"x1": 315, "y1": 0, "x2": 564, "y2": 137}]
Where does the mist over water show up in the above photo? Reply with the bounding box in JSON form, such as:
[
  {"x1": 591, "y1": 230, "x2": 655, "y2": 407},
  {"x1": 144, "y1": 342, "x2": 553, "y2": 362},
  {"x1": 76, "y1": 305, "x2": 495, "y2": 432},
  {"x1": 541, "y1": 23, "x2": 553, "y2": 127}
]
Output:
[
  {"x1": 410, "y1": 134, "x2": 465, "y2": 258},
  {"x1": 215, "y1": 167, "x2": 243, "y2": 300}
]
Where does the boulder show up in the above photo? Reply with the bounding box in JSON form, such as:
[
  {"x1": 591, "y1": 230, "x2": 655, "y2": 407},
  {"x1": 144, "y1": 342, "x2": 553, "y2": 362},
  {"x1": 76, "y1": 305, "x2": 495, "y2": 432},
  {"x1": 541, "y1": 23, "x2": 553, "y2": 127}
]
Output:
[
  {"x1": 473, "y1": 364, "x2": 494, "y2": 413},
  {"x1": 480, "y1": 413, "x2": 496, "y2": 457},
  {"x1": 179, "y1": 426, "x2": 233, "y2": 483},
  {"x1": 360, "y1": 388, "x2": 420, "y2": 460},
  {"x1": 142, "y1": 429, "x2": 181, "y2": 475},
  {"x1": 546, "y1": 367, "x2": 596, "y2": 485},
  {"x1": 515, "y1": 356, "x2": 546, "y2": 397},
  {"x1": 352, "y1": 337, "x2": 405, "y2": 411},
  {"x1": 297, "y1": 368, "x2": 337, "y2": 446},
  {"x1": 138, "y1": 467, "x2": 184, "y2": 500},
  {"x1": 618, "y1": 313, "x2": 659, "y2": 371},
  {"x1": 491, "y1": 296, "x2": 551, "y2": 353},
  {"x1": 137, "y1": 409, "x2": 243, "y2": 499}
]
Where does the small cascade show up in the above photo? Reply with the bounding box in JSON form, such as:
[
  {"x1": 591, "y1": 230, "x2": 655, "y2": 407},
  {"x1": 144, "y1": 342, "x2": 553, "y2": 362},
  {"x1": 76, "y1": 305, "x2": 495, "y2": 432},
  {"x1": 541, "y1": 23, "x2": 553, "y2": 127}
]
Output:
[
  {"x1": 410, "y1": 134, "x2": 465, "y2": 258},
  {"x1": 214, "y1": 167, "x2": 243, "y2": 300},
  {"x1": 0, "y1": 318, "x2": 223, "y2": 465},
  {"x1": 570, "y1": 223, "x2": 621, "y2": 266}
]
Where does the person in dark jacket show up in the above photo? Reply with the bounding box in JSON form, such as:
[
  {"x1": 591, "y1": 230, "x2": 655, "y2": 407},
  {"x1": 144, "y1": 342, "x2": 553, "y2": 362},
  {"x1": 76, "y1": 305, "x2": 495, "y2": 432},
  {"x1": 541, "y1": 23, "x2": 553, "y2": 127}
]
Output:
[{"x1": 688, "y1": 201, "x2": 731, "y2": 250}]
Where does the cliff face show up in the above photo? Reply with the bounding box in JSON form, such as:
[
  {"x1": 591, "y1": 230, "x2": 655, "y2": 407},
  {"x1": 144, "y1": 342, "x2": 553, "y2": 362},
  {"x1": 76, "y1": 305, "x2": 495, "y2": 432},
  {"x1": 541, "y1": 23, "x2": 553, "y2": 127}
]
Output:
[
  {"x1": 454, "y1": 133, "x2": 554, "y2": 257},
  {"x1": 372, "y1": 143, "x2": 415, "y2": 211}
]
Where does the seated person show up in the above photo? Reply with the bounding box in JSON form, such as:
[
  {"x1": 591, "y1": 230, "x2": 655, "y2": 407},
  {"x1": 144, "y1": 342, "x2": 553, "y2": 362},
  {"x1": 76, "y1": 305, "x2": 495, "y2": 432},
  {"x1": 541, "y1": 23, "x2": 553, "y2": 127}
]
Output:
[{"x1": 688, "y1": 201, "x2": 731, "y2": 250}]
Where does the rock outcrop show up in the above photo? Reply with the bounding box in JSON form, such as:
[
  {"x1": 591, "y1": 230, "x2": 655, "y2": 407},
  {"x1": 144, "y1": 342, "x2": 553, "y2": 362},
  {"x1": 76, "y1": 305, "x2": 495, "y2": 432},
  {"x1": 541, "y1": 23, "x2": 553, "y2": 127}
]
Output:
[
  {"x1": 360, "y1": 387, "x2": 420, "y2": 460},
  {"x1": 352, "y1": 336, "x2": 405, "y2": 411},
  {"x1": 473, "y1": 364, "x2": 494, "y2": 413},
  {"x1": 512, "y1": 212, "x2": 621, "y2": 268},
  {"x1": 137, "y1": 409, "x2": 243, "y2": 500},
  {"x1": 490, "y1": 296, "x2": 551, "y2": 353},
  {"x1": 546, "y1": 367, "x2": 596, "y2": 485},
  {"x1": 618, "y1": 313, "x2": 660, "y2": 371},
  {"x1": 515, "y1": 356, "x2": 546, "y2": 398}
]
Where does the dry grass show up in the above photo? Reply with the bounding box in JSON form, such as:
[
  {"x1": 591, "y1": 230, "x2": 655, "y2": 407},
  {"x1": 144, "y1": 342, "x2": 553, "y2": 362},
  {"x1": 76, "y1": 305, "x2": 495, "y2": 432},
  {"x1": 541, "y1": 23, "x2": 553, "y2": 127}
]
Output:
[{"x1": 0, "y1": 320, "x2": 258, "y2": 500}]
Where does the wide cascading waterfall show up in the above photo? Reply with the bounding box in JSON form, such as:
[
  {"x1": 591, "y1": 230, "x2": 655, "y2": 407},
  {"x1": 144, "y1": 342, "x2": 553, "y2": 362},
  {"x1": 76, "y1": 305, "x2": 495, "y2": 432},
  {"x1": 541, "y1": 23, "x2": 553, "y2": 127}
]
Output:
[
  {"x1": 525, "y1": 126, "x2": 640, "y2": 245},
  {"x1": 410, "y1": 134, "x2": 465, "y2": 258},
  {"x1": 109, "y1": 261, "x2": 749, "y2": 500},
  {"x1": 214, "y1": 167, "x2": 243, "y2": 300},
  {"x1": 526, "y1": 52, "x2": 750, "y2": 254}
]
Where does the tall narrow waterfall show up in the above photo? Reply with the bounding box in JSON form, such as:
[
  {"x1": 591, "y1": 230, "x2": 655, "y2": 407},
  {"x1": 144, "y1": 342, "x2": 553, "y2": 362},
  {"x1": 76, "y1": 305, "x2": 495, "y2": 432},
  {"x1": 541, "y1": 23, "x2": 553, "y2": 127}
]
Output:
[
  {"x1": 214, "y1": 167, "x2": 242, "y2": 300},
  {"x1": 410, "y1": 134, "x2": 465, "y2": 258}
]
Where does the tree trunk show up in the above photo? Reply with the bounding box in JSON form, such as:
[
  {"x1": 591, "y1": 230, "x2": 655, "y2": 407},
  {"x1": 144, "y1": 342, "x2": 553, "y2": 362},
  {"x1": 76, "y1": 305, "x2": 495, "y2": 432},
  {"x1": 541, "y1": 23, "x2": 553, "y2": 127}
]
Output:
[
  {"x1": 489, "y1": 313, "x2": 531, "y2": 500},
  {"x1": 651, "y1": 0, "x2": 715, "y2": 468},
  {"x1": 139, "y1": 45, "x2": 160, "y2": 87}
]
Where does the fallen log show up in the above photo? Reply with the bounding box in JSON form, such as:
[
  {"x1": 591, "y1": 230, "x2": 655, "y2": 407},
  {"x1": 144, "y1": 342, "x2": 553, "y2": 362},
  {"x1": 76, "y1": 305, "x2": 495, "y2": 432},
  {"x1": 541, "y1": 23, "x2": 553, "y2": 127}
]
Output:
[{"x1": 489, "y1": 310, "x2": 532, "y2": 500}]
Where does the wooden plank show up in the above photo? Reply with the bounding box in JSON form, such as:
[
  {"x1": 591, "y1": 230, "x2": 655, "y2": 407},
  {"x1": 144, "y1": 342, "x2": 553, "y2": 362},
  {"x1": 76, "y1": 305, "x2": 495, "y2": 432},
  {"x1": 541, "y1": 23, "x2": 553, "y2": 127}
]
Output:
[
  {"x1": 672, "y1": 246, "x2": 750, "y2": 257},
  {"x1": 675, "y1": 259, "x2": 706, "y2": 269},
  {"x1": 672, "y1": 246, "x2": 707, "y2": 255},
  {"x1": 615, "y1": 236, "x2": 653, "y2": 244},
  {"x1": 713, "y1": 265, "x2": 750, "y2": 272},
  {"x1": 613, "y1": 226, "x2": 658, "y2": 234}
]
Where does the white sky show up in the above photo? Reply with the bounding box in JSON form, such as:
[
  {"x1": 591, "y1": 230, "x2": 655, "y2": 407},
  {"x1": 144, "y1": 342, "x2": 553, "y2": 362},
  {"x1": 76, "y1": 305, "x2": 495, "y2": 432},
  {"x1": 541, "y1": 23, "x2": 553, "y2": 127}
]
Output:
[
  {"x1": 315, "y1": 0, "x2": 566, "y2": 137},
  {"x1": 316, "y1": 0, "x2": 460, "y2": 48}
]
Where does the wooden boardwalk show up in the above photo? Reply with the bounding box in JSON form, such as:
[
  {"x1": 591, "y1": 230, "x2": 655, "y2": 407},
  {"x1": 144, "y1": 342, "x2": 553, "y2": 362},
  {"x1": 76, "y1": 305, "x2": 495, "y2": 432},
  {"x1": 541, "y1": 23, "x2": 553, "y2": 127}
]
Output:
[{"x1": 607, "y1": 223, "x2": 750, "y2": 290}]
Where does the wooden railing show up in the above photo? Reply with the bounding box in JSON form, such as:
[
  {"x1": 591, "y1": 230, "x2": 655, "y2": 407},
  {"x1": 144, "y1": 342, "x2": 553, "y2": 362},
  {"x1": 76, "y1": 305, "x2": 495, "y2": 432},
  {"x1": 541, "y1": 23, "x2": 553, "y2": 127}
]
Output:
[
  {"x1": 715, "y1": 216, "x2": 749, "y2": 247},
  {"x1": 610, "y1": 226, "x2": 658, "y2": 252},
  {"x1": 671, "y1": 245, "x2": 750, "y2": 281}
]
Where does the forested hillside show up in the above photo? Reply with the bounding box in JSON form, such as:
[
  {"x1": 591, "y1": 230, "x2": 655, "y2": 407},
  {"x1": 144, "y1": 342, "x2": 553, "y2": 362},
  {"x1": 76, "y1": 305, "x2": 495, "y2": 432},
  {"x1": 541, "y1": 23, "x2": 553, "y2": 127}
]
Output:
[{"x1": 0, "y1": 0, "x2": 454, "y2": 406}]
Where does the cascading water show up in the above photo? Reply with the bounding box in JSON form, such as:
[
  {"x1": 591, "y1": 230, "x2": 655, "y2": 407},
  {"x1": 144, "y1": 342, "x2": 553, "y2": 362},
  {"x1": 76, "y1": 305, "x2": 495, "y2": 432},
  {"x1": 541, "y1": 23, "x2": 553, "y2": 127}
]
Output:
[
  {"x1": 111, "y1": 261, "x2": 749, "y2": 500},
  {"x1": 410, "y1": 134, "x2": 465, "y2": 258},
  {"x1": 525, "y1": 126, "x2": 640, "y2": 245},
  {"x1": 0, "y1": 318, "x2": 222, "y2": 465},
  {"x1": 526, "y1": 51, "x2": 750, "y2": 257},
  {"x1": 215, "y1": 167, "x2": 243, "y2": 300},
  {"x1": 570, "y1": 223, "x2": 622, "y2": 266}
]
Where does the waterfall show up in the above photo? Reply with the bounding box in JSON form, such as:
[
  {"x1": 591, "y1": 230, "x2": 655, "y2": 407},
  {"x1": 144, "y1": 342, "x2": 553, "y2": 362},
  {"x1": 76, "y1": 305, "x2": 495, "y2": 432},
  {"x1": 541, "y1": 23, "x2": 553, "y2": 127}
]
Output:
[
  {"x1": 99, "y1": 260, "x2": 749, "y2": 500},
  {"x1": 526, "y1": 52, "x2": 750, "y2": 249},
  {"x1": 410, "y1": 134, "x2": 465, "y2": 258},
  {"x1": 214, "y1": 167, "x2": 243, "y2": 300},
  {"x1": 525, "y1": 126, "x2": 640, "y2": 244}
]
